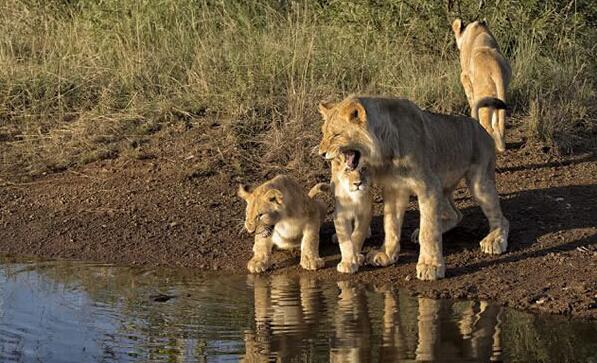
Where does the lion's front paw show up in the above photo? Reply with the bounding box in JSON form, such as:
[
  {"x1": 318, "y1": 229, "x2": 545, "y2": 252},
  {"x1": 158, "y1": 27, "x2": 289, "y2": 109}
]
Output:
[
  {"x1": 300, "y1": 255, "x2": 325, "y2": 270},
  {"x1": 410, "y1": 229, "x2": 420, "y2": 244},
  {"x1": 367, "y1": 250, "x2": 397, "y2": 267},
  {"x1": 247, "y1": 256, "x2": 271, "y2": 273},
  {"x1": 416, "y1": 262, "x2": 445, "y2": 281},
  {"x1": 480, "y1": 229, "x2": 508, "y2": 255},
  {"x1": 337, "y1": 260, "x2": 359, "y2": 274}
]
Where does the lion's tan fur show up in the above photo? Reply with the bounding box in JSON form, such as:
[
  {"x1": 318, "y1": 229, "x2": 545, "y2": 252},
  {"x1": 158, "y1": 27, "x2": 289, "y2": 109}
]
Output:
[
  {"x1": 318, "y1": 95, "x2": 509, "y2": 280},
  {"x1": 238, "y1": 175, "x2": 325, "y2": 273},
  {"x1": 323, "y1": 155, "x2": 373, "y2": 274},
  {"x1": 452, "y1": 19, "x2": 511, "y2": 152}
]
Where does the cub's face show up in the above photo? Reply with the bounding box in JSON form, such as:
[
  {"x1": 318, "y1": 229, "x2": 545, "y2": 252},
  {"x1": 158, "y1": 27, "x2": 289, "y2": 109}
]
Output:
[
  {"x1": 333, "y1": 154, "x2": 370, "y2": 193},
  {"x1": 318, "y1": 98, "x2": 372, "y2": 171},
  {"x1": 344, "y1": 164, "x2": 369, "y2": 192},
  {"x1": 238, "y1": 184, "x2": 285, "y2": 237}
]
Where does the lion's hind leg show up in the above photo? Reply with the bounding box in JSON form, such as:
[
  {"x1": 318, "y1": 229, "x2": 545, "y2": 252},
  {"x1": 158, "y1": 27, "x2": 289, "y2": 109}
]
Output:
[
  {"x1": 466, "y1": 165, "x2": 509, "y2": 255},
  {"x1": 411, "y1": 190, "x2": 462, "y2": 244},
  {"x1": 437, "y1": 191, "x2": 464, "y2": 239}
]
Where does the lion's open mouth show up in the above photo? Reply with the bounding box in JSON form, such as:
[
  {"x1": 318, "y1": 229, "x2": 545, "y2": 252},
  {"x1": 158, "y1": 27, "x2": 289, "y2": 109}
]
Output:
[{"x1": 343, "y1": 150, "x2": 361, "y2": 170}]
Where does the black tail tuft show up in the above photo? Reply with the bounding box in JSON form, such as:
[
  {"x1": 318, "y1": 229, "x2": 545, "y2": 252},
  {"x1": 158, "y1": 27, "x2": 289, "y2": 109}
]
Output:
[{"x1": 471, "y1": 96, "x2": 507, "y2": 120}]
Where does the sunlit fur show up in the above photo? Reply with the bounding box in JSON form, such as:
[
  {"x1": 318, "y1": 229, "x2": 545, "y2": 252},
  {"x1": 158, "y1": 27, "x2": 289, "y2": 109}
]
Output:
[
  {"x1": 318, "y1": 95, "x2": 509, "y2": 280},
  {"x1": 324, "y1": 154, "x2": 373, "y2": 274},
  {"x1": 452, "y1": 19, "x2": 511, "y2": 152},
  {"x1": 318, "y1": 97, "x2": 378, "y2": 162},
  {"x1": 238, "y1": 175, "x2": 326, "y2": 273}
]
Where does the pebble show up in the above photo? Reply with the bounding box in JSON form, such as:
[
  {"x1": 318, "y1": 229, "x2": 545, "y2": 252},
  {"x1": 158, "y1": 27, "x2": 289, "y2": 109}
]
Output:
[{"x1": 535, "y1": 296, "x2": 549, "y2": 304}]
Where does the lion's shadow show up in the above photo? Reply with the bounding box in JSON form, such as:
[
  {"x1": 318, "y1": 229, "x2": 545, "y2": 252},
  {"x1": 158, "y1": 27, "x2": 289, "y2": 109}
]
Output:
[{"x1": 316, "y1": 183, "x2": 595, "y2": 272}]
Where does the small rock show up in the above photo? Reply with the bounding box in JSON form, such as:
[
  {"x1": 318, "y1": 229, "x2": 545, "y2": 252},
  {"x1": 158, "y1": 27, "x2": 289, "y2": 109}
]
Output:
[
  {"x1": 405, "y1": 275, "x2": 412, "y2": 281},
  {"x1": 150, "y1": 293, "x2": 176, "y2": 303},
  {"x1": 535, "y1": 296, "x2": 549, "y2": 305}
]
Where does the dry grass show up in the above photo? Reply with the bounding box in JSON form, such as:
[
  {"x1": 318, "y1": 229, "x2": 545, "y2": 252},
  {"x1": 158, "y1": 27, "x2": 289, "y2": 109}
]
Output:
[{"x1": 0, "y1": 0, "x2": 595, "y2": 180}]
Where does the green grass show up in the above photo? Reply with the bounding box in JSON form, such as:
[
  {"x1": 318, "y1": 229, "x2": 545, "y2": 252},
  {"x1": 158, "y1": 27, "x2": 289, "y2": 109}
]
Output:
[{"x1": 0, "y1": 0, "x2": 595, "y2": 180}]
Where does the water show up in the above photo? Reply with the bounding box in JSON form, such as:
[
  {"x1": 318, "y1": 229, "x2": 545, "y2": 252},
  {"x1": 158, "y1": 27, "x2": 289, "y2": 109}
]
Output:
[{"x1": 0, "y1": 258, "x2": 595, "y2": 362}]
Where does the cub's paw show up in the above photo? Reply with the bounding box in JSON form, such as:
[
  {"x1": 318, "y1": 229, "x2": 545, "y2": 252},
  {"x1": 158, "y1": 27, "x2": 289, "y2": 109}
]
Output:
[
  {"x1": 410, "y1": 229, "x2": 420, "y2": 244},
  {"x1": 356, "y1": 253, "x2": 365, "y2": 266},
  {"x1": 416, "y1": 262, "x2": 445, "y2": 281},
  {"x1": 300, "y1": 255, "x2": 325, "y2": 270},
  {"x1": 247, "y1": 257, "x2": 271, "y2": 273},
  {"x1": 480, "y1": 229, "x2": 508, "y2": 255},
  {"x1": 367, "y1": 250, "x2": 397, "y2": 267},
  {"x1": 337, "y1": 260, "x2": 359, "y2": 274}
]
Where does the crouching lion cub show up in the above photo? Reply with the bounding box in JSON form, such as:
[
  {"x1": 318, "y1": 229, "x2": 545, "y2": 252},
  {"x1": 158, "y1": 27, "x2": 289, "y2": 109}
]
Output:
[
  {"x1": 313, "y1": 154, "x2": 373, "y2": 274},
  {"x1": 238, "y1": 175, "x2": 326, "y2": 273},
  {"x1": 318, "y1": 95, "x2": 509, "y2": 280},
  {"x1": 452, "y1": 18, "x2": 511, "y2": 152}
]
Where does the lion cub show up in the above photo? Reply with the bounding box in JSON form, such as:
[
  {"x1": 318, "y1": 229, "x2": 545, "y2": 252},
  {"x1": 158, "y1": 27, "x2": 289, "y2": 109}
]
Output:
[
  {"x1": 316, "y1": 154, "x2": 373, "y2": 274},
  {"x1": 238, "y1": 175, "x2": 326, "y2": 273}
]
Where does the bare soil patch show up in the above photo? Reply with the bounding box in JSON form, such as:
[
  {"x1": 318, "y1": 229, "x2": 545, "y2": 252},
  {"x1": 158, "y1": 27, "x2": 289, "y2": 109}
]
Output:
[{"x1": 1, "y1": 122, "x2": 595, "y2": 319}]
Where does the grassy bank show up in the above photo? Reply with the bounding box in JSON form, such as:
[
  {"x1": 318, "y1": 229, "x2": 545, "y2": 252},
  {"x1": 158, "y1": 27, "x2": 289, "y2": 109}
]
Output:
[{"x1": 1, "y1": 0, "x2": 595, "y2": 180}]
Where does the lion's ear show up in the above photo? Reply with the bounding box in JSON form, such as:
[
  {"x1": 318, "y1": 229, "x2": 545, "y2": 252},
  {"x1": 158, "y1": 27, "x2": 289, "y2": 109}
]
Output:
[
  {"x1": 265, "y1": 189, "x2": 283, "y2": 204},
  {"x1": 318, "y1": 101, "x2": 334, "y2": 119},
  {"x1": 237, "y1": 184, "x2": 251, "y2": 200},
  {"x1": 341, "y1": 101, "x2": 367, "y2": 126},
  {"x1": 452, "y1": 19, "x2": 464, "y2": 37}
]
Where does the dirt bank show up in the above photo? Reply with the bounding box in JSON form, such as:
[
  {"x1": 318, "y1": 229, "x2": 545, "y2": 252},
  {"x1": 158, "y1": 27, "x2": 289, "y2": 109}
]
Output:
[{"x1": 1, "y1": 122, "x2": 595, "y2": 319}]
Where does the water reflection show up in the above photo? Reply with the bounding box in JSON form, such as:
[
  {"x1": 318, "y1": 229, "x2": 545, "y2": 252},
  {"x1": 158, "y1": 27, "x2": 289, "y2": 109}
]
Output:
[
  {"x1": 0, "y1": 259, "x2": 595, "y2": 362},
  {"x1": 241, "y1": 276, "x2": 506, "y2": 362}
]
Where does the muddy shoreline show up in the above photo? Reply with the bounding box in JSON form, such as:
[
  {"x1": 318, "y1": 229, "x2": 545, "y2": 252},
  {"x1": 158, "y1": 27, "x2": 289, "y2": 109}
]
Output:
[{"x1": 1, "y1": 125, "x2": 595, "y2": 319}]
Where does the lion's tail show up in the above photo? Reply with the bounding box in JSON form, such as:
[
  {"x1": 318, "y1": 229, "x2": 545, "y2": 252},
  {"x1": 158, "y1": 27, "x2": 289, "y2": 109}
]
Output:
[
  {"x1": 471, "y1": 96, "x2": 507, "y2": 121},
  {"x1": 308, "y1": 182, "x2": 331, "y2": 198},
  {"x1": 493, "y1": 76, "x2": 508, "y2": 153},
  {"x1": 471, "y1": 95, "x2": 508, "y2": 153}
]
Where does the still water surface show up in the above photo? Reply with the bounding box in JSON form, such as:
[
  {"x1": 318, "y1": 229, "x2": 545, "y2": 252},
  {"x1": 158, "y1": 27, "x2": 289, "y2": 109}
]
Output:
[{"x1": 0, "y1": 258, "x2": 595, "y2": 362}]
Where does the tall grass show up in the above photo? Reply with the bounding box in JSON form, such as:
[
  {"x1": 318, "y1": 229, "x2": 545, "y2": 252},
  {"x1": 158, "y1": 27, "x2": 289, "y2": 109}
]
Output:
[{"x1": 0, "y1": 0, "x2": 595, "y2": 179}]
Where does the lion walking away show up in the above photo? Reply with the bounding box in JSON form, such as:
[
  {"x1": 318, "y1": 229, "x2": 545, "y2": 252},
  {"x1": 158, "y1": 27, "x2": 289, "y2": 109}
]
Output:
[{"x1": 452, "y1": 19, "x2": 511, "y2": 153}]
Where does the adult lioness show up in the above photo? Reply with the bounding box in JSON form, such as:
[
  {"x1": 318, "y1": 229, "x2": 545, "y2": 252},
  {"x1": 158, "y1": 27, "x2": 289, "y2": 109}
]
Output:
[
  {"x1": 452, "y1": 19, "x2": 511, "y2": 152},
  {"x1": 238, "y1": 175, "x2": 326, "y2": 273},
  {"x1": 318, "y1": 95, "x2": 509, "y2": 280}
]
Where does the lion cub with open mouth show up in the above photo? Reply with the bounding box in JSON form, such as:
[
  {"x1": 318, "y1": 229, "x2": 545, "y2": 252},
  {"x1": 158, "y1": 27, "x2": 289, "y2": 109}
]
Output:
[
  {"x1": 238, "y1": 175, "x2": 326, "y2": 273},
  {"x1": 317, "y1": 153, "x2": 373, "y2": 274}
]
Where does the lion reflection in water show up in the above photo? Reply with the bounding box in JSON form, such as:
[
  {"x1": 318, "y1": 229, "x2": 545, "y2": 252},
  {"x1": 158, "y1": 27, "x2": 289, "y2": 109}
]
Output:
[{"x1": 241, "y1": 275, "x2": 503, "y2": 362}]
